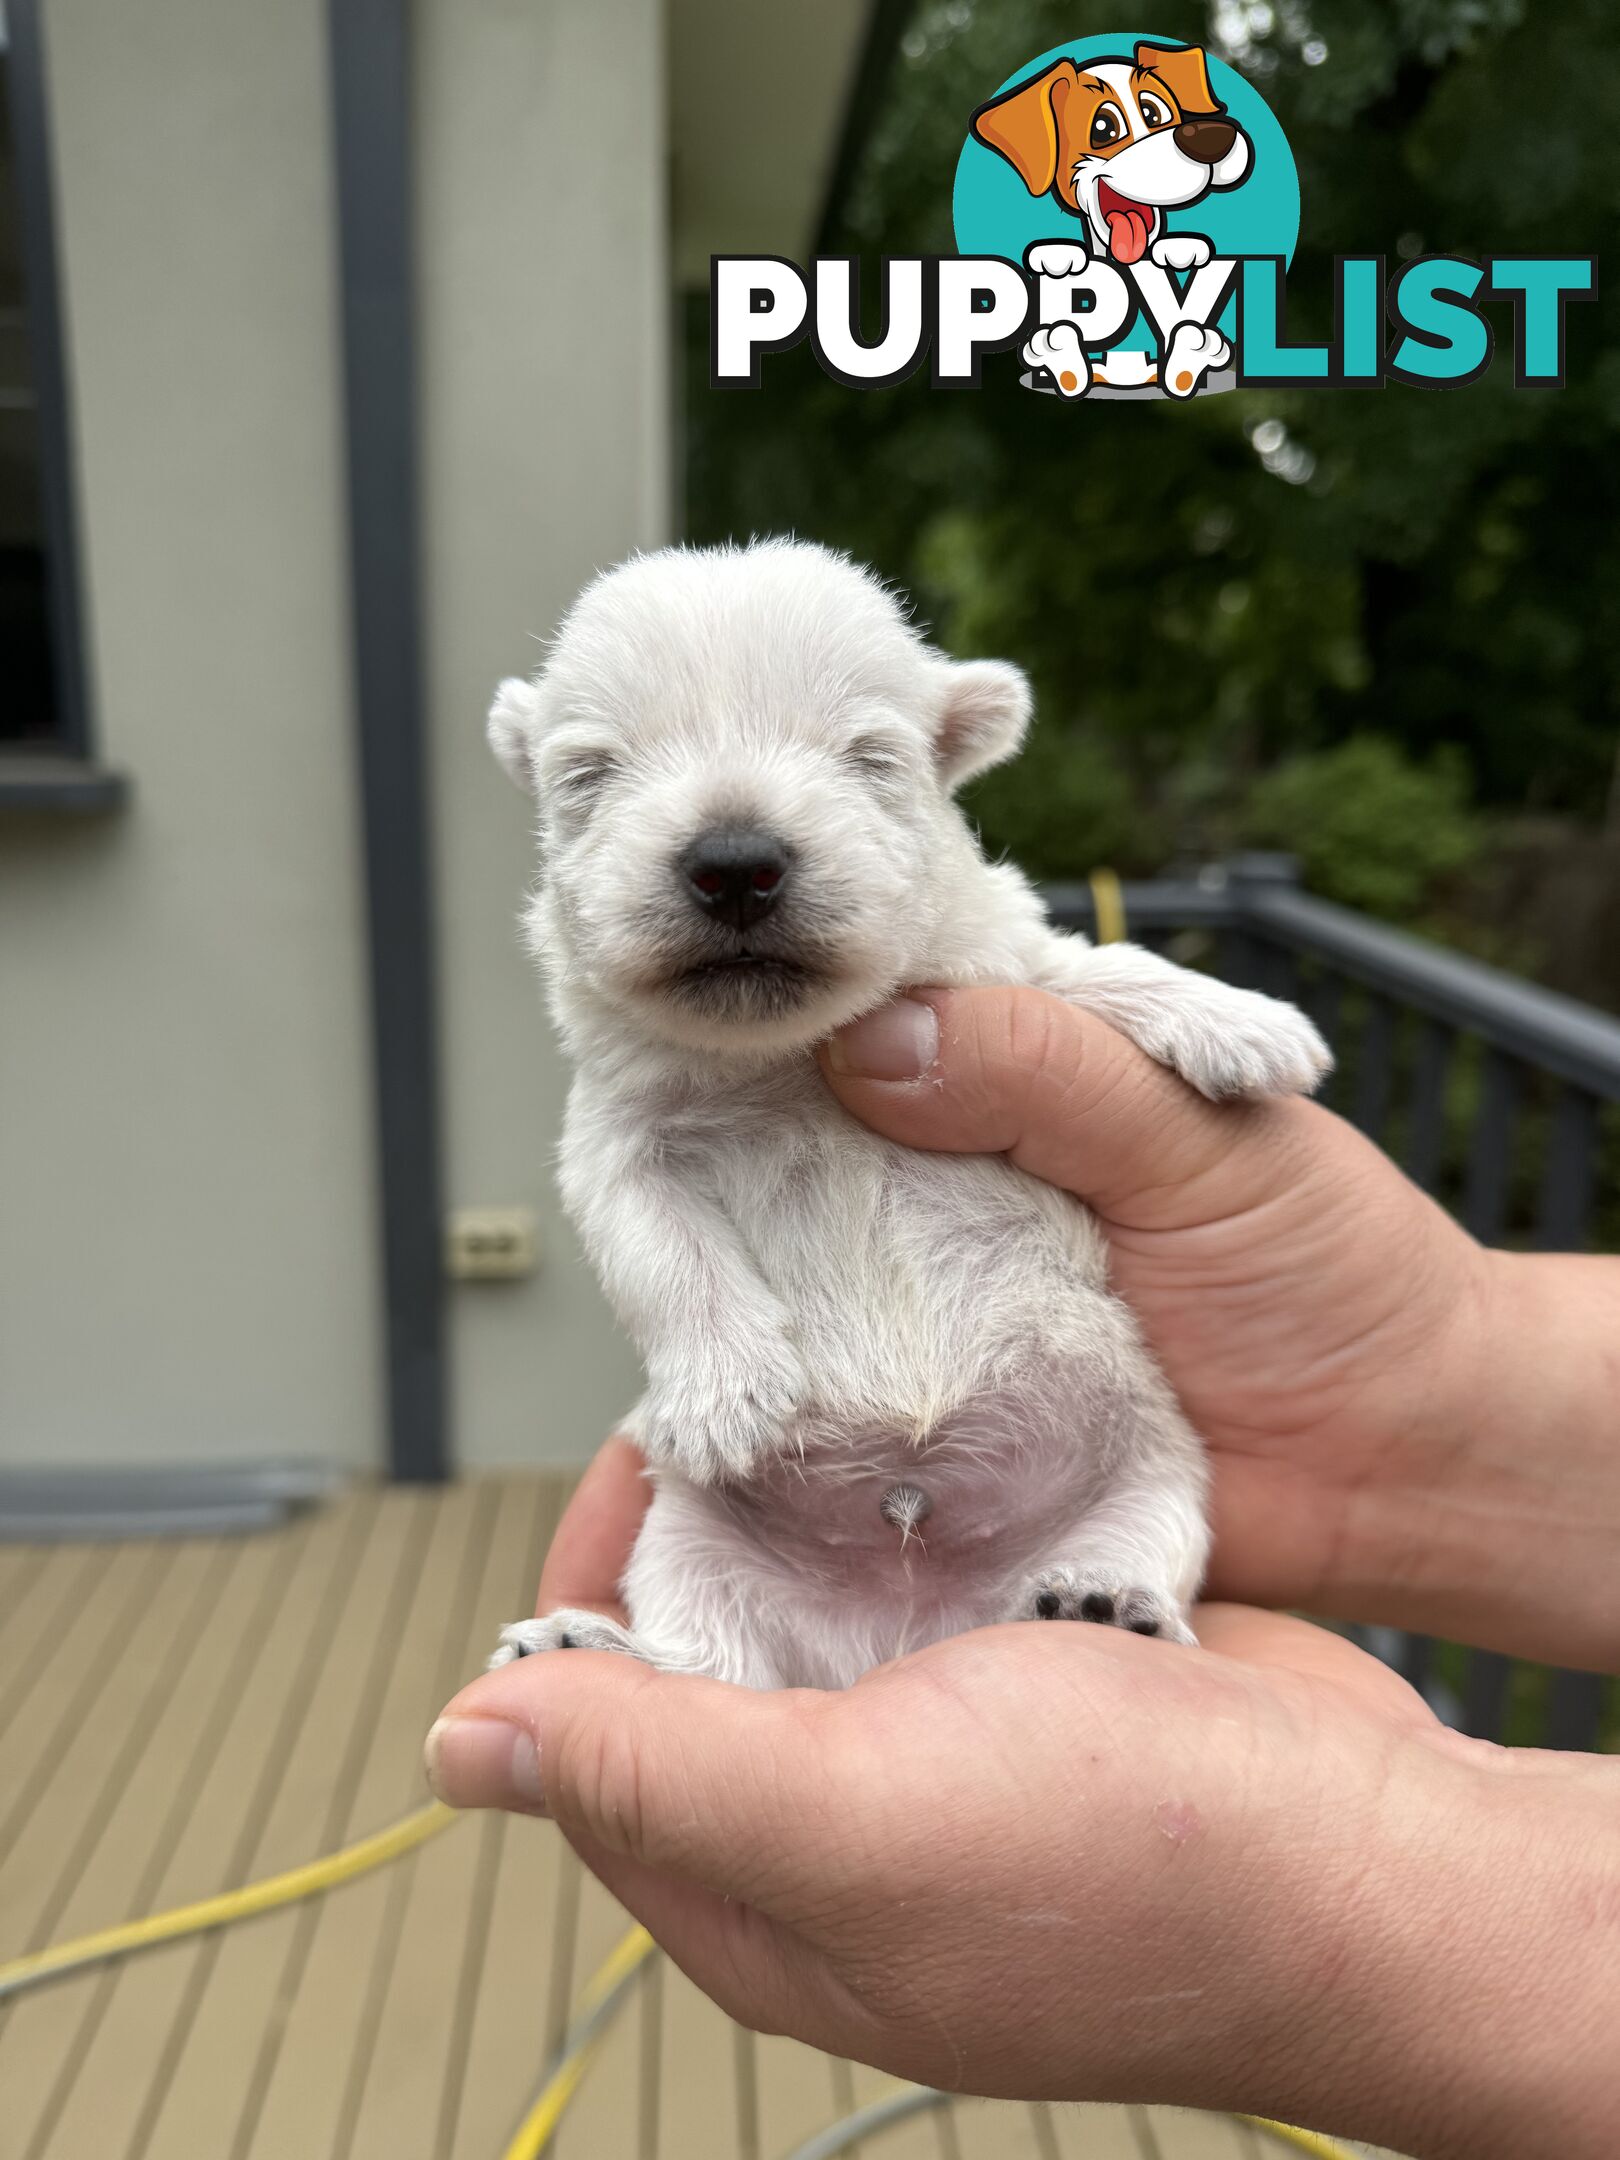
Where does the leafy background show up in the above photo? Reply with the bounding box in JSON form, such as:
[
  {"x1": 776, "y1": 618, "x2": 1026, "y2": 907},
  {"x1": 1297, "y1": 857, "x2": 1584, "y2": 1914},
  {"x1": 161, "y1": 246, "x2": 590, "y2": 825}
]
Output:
[{"x1": 684, "y1": 0, "x2": 1620, "y2": 1012}]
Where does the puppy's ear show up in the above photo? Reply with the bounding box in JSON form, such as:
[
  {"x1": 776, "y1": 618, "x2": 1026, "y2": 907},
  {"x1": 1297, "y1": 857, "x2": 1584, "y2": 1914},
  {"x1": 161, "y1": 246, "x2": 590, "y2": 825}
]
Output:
[
  {"x1": 934, "y1": 659, "x2": 1031, "y2": 789},
  {"x1": 487, "y1": 676, "x2": 542, "y2": 793},
  {"x1": 1134, "y1": 40, "x2": 1223, "y2": 115},
  {"x1": 969, "y1": 60, "x2": 1078, "y2": 198}
]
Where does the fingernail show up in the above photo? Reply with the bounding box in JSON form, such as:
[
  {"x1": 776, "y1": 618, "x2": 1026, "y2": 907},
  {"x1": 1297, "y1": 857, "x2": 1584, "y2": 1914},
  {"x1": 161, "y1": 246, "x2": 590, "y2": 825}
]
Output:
[
  {"x1": 826, "y1": 997, "x2": 939, "y2": 1081},
  {"x1": 424, "y1": 1716, "x2": 546, "y2": 1813}
]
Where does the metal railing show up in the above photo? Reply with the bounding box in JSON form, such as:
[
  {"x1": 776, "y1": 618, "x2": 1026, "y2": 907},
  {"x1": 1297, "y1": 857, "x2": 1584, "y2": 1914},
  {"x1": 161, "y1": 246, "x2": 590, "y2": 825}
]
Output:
[{"x1": 1045, "y1": 853, "x2": 1620, "y2": 1756}]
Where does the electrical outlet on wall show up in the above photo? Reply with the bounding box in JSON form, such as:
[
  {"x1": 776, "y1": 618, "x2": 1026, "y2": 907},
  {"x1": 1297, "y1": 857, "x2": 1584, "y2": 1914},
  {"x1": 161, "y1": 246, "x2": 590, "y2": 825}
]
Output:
[{"x1": 445, "y1": 1206, "x2": 539, "y2": 1281}]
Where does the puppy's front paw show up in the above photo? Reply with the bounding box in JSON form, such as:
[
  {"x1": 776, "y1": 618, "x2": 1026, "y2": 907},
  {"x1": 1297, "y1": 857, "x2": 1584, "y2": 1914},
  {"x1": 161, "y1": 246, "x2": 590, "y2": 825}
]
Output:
[
  {"x1": 1026, "y1": 1571, "x2": 1197, "y2": 1646},
  {"x1": 1161, "y1": 990, "x2": 1332, "y2": 1101},
  {"x1": 1025, "y1": 240, "x2": 1092, "y2": 279},
  {"x1": 641, "y1": 1345, "x2": 805, "y2": 1485},
  {"x1": 488, "y1": 1610, "x2": 642, "y2": 1669},
  {"x1": 1149, "y1": 232, "x2": 1213, "y2": 272}
]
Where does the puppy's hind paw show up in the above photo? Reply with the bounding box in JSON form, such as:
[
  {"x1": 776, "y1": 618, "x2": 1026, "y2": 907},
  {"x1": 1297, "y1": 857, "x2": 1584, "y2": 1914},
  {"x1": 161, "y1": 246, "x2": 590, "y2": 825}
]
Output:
[
  {"x1": 488, "y1": 1610, "x2": 643, "y2": 1670},
  {"x1": 1022, "y1": 323, "x2": 1090, "y2": 399},
  {"x1": 1162, "y1": 319, "x2": 1230, "y2": 399},
  {"x1": 1026, "y1": 1572, "x2": 1197, "y2": 1647}
]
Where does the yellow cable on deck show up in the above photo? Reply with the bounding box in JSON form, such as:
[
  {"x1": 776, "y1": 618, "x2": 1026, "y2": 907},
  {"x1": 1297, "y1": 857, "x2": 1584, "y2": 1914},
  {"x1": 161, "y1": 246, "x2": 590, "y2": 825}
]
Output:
[
  {"x1": 1240, "y1": 2119, "x2": 1363, "y2": 2159},
  {"x1": 500, "y1": 1925, "x2": 657, "y2": 2160},
  {"x1": 0, "y1": 1798, "x2": 456, "y2": 2002}
]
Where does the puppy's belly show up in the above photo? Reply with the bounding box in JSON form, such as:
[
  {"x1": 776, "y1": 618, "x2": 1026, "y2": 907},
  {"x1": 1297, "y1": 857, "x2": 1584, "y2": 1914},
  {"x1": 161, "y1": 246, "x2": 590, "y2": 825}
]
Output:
[
  {"x1": 732, "y1": 1393, "x2": 1099, "y2": 1566},
  {"x1": 649, "y1": 1370, "x2": 1122, "y2": 1687}
]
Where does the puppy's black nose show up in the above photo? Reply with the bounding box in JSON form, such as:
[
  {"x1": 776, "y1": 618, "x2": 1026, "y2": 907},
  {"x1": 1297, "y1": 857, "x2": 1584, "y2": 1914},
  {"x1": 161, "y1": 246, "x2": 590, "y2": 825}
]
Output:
[
  {"x1": 1174, "y1": 117, "x2": 1237, "y2": 164},
  {"x1": 680, "y1": 829, "x2": 790, "y2": 931}
]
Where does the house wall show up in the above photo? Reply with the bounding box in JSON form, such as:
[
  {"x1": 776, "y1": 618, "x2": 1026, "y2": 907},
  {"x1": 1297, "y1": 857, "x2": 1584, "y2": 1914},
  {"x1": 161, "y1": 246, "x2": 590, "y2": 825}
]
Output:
[
  {"x1": 416, "y1": 0, "x2": 663, "y2": 1465},
  {"x1": 0, "y1": 0, "x2": 663, "y2": 1472},
  {"x1": 0, "y1": 0, "x2": 380, "y2": 1470}
]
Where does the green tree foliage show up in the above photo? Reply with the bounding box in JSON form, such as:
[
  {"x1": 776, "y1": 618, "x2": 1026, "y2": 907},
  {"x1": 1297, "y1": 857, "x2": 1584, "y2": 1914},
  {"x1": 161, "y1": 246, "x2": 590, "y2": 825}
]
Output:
[
  {"x1": 1242, "y1": 735, "x2": 1480, "y2": 917},
  {"x1": 684, "y1": 0, "x2": 1620, "y2": 913}
]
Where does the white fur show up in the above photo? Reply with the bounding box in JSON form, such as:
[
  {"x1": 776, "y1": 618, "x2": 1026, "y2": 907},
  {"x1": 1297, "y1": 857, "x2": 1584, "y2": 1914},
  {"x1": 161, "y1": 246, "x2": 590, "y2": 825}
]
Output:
[{"x1": 487, "y1": 541, "x2": 1330, "y2": 1689}]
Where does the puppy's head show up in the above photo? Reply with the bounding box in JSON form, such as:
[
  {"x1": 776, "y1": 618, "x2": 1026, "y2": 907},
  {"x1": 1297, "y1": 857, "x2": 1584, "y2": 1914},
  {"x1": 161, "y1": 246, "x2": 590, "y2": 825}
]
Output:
[
  {"x1": 489, "y1": 542, "x2": 1029, "y2": 1058},
  {"x1": 971, "y1": 42, "x2": 1251, "y2": 265}
]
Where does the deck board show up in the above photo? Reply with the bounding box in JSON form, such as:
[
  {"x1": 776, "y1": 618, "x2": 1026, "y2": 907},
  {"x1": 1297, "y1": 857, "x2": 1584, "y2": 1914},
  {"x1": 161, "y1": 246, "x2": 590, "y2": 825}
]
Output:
[
  {"x1": 342, "y1": 1479, "x2": 549, "y2": 2160},
  {"x1": 0, "y1": 1545, "x2": 108, "y2": 1745},
  {"x1": 0, "y1": 1532, "x2": 266, "y2": 2157},
  {"x1": 0, "y1": 1480, "x2": 1399, "y2": 2160},
  {"x1": 23, "y1": 1495, "x2": 359, "y2": 2160}
]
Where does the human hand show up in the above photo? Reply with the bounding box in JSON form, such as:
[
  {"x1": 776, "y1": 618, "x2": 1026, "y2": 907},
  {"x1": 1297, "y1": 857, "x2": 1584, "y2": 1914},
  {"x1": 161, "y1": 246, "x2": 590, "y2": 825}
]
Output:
[
  {"x1": 427, "y1": 1575, "x2": 1619, "y2": 2159},
  {"x1": 819, "y1": 988, "x2": 1620, "y2": 1669}
]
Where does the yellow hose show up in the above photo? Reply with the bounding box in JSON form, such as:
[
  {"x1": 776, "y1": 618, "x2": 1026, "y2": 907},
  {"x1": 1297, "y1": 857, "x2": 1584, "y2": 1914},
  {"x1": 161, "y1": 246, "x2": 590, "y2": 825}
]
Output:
[
  {"x1": 1087, "y1": 865, "x2": 1128, "y2": 944},
  {"x1": 1239, "y1": 2119, "x2": 1362, "y2": 2159},
  {"x1": 500, "y1": 1925, "x2": 657, "y2": 2160},
  {"x1": 0, "y1": 1798, "x2": 456, "y2": 2002}
]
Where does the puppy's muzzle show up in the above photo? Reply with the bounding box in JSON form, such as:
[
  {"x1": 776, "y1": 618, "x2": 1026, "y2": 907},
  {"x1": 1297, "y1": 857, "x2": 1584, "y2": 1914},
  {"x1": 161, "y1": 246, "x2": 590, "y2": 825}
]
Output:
[
  {"x1": 1173, "y1": 117, "x2": 1237, "y2": 165},
  {"x1": 679, "y1": 827, "x2": 790, "y2": 933}
]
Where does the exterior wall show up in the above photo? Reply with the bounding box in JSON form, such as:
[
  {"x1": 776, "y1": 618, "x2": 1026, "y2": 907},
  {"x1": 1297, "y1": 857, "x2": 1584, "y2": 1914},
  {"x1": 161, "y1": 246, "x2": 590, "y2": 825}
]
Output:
[
  {"x1": 416, "y1": 0, "x2": 665, "y2": 1466},
  {"x1": 0, "y1": 0, "x2": 668, "y2": 1474},
  {"x1": 0, "y1": 0, "x2": 381, "y2": 1468}
]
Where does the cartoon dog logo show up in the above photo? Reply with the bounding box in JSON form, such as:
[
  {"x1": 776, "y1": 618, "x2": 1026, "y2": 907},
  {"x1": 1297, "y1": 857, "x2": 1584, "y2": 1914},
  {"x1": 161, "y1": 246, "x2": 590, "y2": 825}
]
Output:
[{"x1": 970, "y1": 41, "x2": 1251, "y2": 397}]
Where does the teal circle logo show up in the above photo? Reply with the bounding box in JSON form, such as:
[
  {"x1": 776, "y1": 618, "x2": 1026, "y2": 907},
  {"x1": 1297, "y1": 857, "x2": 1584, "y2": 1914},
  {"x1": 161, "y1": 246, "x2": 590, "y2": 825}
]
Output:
[{"x1": 953, "y1": 34, "x2": 1298, "y2": 373}]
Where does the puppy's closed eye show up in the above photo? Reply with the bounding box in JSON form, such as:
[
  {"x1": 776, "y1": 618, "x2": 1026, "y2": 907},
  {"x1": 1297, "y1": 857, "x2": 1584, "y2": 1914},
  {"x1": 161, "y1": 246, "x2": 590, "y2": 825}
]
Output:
[
  {"x1": 553, "y1": 752, "x2": 618, "y2": 807},
  {"x1": 844, "y1": 733, "x2": 912, "y2": 789}
]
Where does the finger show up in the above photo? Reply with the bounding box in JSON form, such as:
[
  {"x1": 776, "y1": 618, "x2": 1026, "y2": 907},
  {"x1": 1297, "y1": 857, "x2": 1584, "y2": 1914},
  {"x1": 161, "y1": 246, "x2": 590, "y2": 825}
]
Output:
[
  {"x1": 537, "y1": 1434, "x2": 651, "y2": 1621},
  {"x1": 426, "y1": 1651, "x2": 843, "y2": 1912},
  {"x1": 820, "y1": 986, "x2": 1320, "y2": 1229}
]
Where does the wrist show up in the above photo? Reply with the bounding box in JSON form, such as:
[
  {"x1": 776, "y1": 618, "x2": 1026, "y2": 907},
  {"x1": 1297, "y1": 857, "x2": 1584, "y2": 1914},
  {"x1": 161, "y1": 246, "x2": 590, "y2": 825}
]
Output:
[
  {"x1": 1442, "y1": 1249, "x2": 1620, "y2": 1666},
  {"x1": 1331, "y1": 1244, "x2": 1620, "y2": 1668},
  {"x1": 1249, "y1": 1732, "x2": 1620, "y2": 2157}
]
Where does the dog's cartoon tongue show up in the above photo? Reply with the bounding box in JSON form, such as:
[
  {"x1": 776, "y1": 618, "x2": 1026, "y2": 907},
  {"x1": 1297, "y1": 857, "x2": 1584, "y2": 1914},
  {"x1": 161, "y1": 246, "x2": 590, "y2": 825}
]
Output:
[{"x1": 1098, "y1": 182, "x2": 1153, "y2": 265}]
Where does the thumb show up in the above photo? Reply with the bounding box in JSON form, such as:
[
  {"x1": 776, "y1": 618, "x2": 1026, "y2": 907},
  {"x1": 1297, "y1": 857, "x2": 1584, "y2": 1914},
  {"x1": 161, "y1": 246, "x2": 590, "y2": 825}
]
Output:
[
  {"x1": 426, "y1": 1652, "x2": 838, "y2": 1910},
  {"x1": 819, "y1": 985, "x2": 1313, "y2": 1229}
]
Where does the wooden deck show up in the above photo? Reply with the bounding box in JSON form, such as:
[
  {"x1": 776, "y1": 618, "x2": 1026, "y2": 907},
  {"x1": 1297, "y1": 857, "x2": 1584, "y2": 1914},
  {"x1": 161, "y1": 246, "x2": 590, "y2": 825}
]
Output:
[{"x1": 0, "y1": 1479, "x2": 1385, "y2": 2160}]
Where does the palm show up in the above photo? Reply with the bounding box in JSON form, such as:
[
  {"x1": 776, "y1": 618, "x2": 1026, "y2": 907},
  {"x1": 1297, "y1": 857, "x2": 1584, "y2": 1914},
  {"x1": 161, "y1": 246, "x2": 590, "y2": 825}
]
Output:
[{"x1": 543, "y1": 1592, "x2": 1443, "y2": 2103}]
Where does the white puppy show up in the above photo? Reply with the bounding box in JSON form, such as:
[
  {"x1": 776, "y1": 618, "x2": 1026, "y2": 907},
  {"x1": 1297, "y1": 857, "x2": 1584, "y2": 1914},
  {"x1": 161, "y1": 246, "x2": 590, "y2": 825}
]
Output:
[{"x1": 487, "y1": 541, "x2": 1328, "y2": 1689}]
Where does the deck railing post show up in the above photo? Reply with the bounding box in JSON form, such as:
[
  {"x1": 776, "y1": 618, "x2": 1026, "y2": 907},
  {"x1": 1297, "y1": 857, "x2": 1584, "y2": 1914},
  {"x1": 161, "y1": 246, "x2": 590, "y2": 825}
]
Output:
[{"x1": 1220, "y1": 852, "x2": 1301, "y2": 995}]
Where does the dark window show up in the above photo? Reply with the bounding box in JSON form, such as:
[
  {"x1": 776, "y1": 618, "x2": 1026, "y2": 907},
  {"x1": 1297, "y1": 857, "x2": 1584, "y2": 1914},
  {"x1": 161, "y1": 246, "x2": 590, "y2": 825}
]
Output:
[
  {"x1": 0, "y1": 0, "x2": 92, "y2": 764},
  {"x1": 0, "y1": 48, "x2": 55, "y2": 746}
]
